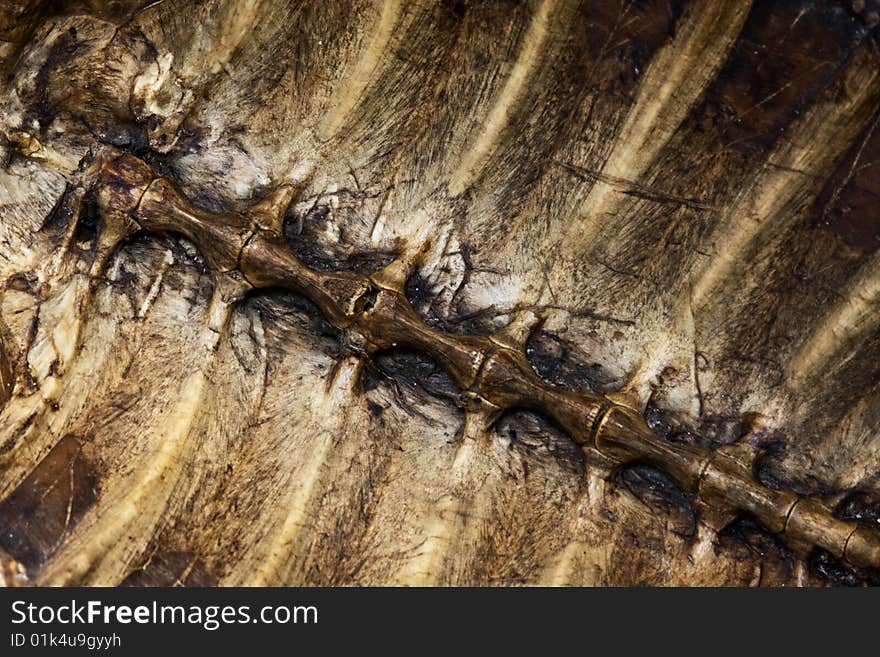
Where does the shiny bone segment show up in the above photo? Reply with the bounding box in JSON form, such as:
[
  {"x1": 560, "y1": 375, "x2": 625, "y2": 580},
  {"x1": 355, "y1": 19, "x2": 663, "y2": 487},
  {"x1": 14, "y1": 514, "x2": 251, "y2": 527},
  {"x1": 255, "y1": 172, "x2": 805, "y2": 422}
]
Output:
[
  {"x1": 137, "y1": 178, "x2": 253, "y2": 273},
  {"x1": 240, "y1": 232, "x2": 369, "y2": 329}
]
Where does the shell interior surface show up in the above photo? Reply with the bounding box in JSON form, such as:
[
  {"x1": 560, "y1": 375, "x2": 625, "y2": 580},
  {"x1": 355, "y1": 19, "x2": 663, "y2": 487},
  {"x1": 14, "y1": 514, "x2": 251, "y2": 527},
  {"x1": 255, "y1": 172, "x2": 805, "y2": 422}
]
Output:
[{"x1": 0, "y1": 0, "x2": 879, "y2": 586}]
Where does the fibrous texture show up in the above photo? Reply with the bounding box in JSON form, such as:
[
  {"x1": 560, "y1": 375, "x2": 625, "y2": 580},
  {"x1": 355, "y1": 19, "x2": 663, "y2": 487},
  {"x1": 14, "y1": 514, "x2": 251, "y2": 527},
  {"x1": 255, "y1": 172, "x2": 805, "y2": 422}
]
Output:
[{"x1": 1, "y1": 0, "x2": 880, "y2": 587}]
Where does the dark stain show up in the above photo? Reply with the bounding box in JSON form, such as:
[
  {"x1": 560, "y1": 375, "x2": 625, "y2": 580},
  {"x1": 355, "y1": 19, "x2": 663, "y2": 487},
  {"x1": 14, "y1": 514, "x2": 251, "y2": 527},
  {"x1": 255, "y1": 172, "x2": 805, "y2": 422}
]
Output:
[
  {"x1": 0, "y1": 412, "x2": 37, "y2": 457},
  {"x1": 697, "y1": 413, "x2": 751, "y2": 445},
  {"x1": 354, "y1": 285, "x2": 379, "y2": 314},
  {"x1": 0, "y1": 435, "x2": 98, "y2": 572},
  {"x1": 495, "y1": 409, "x2": 584, "y2": 476},
  {"x1": 525, "y1": 330, "x2": 611, "y2": 394},
  {"x1": 22, "y1": 25, "x2": 84, "y2": 133},
  {"x1": 169, "y1": 122, "x2": 208, "y2": 158},
  {"x1": 644, "y1": 406, "x2": 751, "y2": 451},
  {"x1": 614, "y1": 463, "x2": 696, "y2": 538},
  {"x1": 705, "y1": 0, "x2": 866, "y2": 158},
  {"x1": 370, "y1": 349, "x2": 462, "y2": 408},
  {"x1": 754, "y1": 435, "x2": 842, "y2": 499},
  {"x1": 646, "y1": 407, "x2": 707, "y2": 454},
  {"x1": 94, "y1": 119, "x2": 151, "y2": 153},
  {"x1": 404, "y1": 272, "x2": 438, "y2": 321},
  {"x1": 5, "y1": 271, "x2": 39, "y2": 293},
  {"x1": 248, "y1": 291, "x2": 342, "y2": 359},
  {"x1": 446, "y1": 0, "x2": 467, "y2": 20},
  {"x1": 38, "y1": 184, "x2": 77, "y2": 235},
  {"x1": 0, "y1": 1, "x2": 49, "y2": 52},
  {"x1": 849, "y1": 0, "x2": 880, "y2": 31},
  {"x1": 580, "y1": 0, "x2": 684, "y2": 77},
  {"x1": 282, "y1": 198, "x2": 396, "y2": 276},
  {"x1": 717, "y1": 515, "x2": 795, "y2": 584},
  {"x1": 813, "y1": 487, "x2": 880, "y2": 584},
  {"x1": 838, "y1": 491, "x2": 880, "y2": 528},
  {"x1": 809, "y1": 550, "x2": 861, "y2": 586},
  {"x1": 404, "y1": 273, "x2": 500, "y2": 336},
  {"x1": 74, "y1": 191, "x2": 100, "y2": 246},
  {"x1": 810, "y1": 106, "x2": 880, "y2": 254}
]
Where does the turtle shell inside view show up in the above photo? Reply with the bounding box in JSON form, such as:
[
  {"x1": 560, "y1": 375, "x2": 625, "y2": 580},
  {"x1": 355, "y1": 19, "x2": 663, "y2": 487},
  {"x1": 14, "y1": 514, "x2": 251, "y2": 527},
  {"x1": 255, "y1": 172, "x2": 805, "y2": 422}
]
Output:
[{"x1": 0, "y1": 0, "x2": 879, "y2": 587}]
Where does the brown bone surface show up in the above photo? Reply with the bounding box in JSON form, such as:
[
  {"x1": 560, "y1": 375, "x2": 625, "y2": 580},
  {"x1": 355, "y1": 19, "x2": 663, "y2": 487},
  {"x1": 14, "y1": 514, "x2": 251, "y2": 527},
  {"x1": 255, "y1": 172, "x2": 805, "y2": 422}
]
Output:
[{"x1": 1, "y1": 0, "x2": 880, "y2": 586}]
